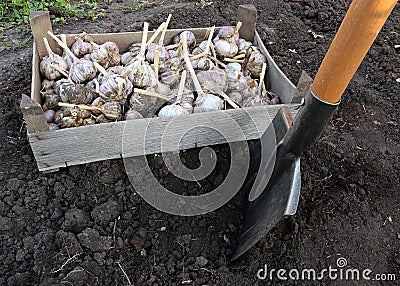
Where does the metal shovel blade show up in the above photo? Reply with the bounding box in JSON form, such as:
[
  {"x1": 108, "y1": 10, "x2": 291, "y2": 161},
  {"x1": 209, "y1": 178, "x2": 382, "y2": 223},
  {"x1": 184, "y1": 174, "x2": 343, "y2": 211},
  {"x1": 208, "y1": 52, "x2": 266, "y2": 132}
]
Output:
[{"x1": 230, "y1": 107, "x2": 301, "y2": 261}]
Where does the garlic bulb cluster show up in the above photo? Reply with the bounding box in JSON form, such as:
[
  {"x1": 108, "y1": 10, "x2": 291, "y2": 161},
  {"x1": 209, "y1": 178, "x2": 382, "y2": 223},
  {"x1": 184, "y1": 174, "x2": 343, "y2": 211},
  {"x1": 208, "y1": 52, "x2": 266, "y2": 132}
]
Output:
[
  {"x1": 71, "y1": 33, "x2": 93, "y2": 58},
  {"x1": 40, "y1": 38, "x2": 68, "y2": 80},
  {"x1": 90, "y1": 41, "x2": 121, "y2": 68},
  {"x1": 39, "y1": 18, "x2": 280, "y2": 131}
]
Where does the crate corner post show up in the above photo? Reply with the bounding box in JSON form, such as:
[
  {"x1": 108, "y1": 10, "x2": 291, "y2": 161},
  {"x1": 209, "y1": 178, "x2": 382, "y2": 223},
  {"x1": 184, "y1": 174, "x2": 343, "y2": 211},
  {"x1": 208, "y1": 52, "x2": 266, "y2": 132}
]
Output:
[
  {"x1": 237, "y1": 4, "x2": 257, "y2": 41},
  {"x1": 20, "y1": 94, "x2": 49, "y2": 134}
]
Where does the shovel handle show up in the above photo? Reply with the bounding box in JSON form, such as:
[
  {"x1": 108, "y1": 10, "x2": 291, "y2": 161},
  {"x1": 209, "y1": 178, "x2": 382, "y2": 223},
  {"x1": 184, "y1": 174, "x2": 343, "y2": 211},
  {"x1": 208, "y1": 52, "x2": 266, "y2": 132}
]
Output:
[{"x1": 311, "y1": 0, "x2": 397, "y2": 104}]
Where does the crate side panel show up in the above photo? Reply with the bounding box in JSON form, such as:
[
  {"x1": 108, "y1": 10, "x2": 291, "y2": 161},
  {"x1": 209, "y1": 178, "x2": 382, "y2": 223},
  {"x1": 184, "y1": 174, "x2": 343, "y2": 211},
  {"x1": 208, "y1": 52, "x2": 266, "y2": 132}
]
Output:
[
  {"x1": 28, "y1": 106, "x2": 290, "y2": 171},
  {"x1": 255, "y1": 32, "x2": 296, "y2": 104}
]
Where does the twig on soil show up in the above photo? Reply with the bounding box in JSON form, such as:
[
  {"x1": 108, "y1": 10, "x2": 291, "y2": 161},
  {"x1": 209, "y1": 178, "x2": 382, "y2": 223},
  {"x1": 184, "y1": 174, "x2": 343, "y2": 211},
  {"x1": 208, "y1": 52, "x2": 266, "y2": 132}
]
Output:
[
  {"x1": 50, "y1": 253, "x2": 82, "y2": 274},
  {"x1": 116, "y1": 262, "x2": 133, "y2": 285}
]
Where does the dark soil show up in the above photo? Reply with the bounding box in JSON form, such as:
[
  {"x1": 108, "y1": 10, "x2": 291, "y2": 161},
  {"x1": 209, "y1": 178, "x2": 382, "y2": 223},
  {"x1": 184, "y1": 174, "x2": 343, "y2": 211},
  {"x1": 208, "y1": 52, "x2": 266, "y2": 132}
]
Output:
[{"x1": 1, "y1": 0, "x2": 399, "y2": 285}]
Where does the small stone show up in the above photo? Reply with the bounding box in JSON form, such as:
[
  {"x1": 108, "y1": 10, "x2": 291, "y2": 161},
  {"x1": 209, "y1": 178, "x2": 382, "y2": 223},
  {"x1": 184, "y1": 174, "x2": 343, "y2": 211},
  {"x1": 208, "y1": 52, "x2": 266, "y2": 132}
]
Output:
[
  {"x1": 6, "y1": 178, "x2": 23, "y2": 191},
  {"x1": 91, "y1": 199, "x2": 121, "y2": 226},
  {"x1": 77, "y1": 228, "x2": 112, "y2": 252},
  {"x1": 63, "y1": 208, "x2": 91, "y2": 233},
  {"x1": 22, "y1": 154, "x2": 31, "y2": 163},
  {"x1": 195, "y1": 256, "x2": 208, "y2": 267}
]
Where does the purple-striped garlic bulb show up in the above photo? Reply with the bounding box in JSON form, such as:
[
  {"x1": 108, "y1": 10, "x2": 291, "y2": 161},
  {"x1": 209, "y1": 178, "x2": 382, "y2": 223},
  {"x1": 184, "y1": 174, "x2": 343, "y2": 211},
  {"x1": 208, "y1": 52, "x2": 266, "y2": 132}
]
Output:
[
  {"x1": 40, "y1": 38, "x2": 68, "y2": 80},
  {"x1": 71, "y1": 33, "x2": 93, "y2": 58}
]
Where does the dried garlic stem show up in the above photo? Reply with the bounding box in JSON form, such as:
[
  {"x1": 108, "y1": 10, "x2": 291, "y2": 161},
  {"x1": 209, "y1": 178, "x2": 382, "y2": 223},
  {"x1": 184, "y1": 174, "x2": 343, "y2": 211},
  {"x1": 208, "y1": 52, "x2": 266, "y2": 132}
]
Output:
[
  {"x1": 218, "y1": 91, "x2": 239, "y2": 109},
  {"x1": 58, "y1": 102, "x2": 101, "y2": 112},
  {"x1": 209, "y1": 43, "x2": 226, "y2": 68},
  {"x1": 47, "y1": 31, "x2": 77, "y2": 61},
  {"x1": 158, "y1": 14, "x2": 172, "y2": 46},
  {"x1": 154, "y1": 50, "x2": 160, "y2": 79},
  {"x1": 224, "y1": 58, "x2": 244, "y2": 63},
  {"x1": 134, "y1": 88, "x2": 172, "y2": 102},
  {"x1": 235, "y1": 21, "x2": 242, "y2": 32},
  {"x1": 233, "y1": 53, "x2": 245, "y2": 59},
  {"x1": 182, "y1": 35, "x2": 205, "y2": 97},
  {"x1": 51, "y1": 64, "x2": 69, "y2": 77},
  {"x1": 176, "y1": 70, "x2": 187, "y2": 103},
  {"x1": 121, "y1": 68, "x2": 132, "y2": 78},
  {"x1": 190, "y1": 26, "x2": 215, "y2": 61},
  {"x1": 146, "y1": 22, "x2": 166, "y2": 47},
  {"x1": 93, "y1": 62, "x2": 109, "y2": 76},
  {"x1": 43, "y1": 37, "x2": 54, "y2": 56},
  {"x1": 140, "y1": 22, "x2": 149, "y2": 56},
  {"x1": 258, "y1": 62, "x2": 267, "y2": 93}
]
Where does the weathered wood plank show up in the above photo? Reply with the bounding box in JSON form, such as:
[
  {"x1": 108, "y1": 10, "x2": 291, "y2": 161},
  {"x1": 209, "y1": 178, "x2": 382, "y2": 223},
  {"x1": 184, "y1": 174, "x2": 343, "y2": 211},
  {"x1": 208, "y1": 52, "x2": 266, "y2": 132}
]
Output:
[
  {"x1": 20, "y1": 94, "x2": 48, "y2": 133},
  {"x1": 237, "y1": 5, "x2": 258, "y2": 41},
  {"x1": 28, "y1": 105, "x2": 298, "y2": 171},
  {"x1": 29, "y1": 11, "x2": 60, "y2": 58}
]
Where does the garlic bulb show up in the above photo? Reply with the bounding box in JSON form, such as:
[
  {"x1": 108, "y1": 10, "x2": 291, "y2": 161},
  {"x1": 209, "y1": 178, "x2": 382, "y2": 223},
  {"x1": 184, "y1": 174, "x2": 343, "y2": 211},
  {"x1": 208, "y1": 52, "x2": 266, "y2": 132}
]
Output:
[
  {"x1": 44, "y1": 109, "x2": 56, "y2": 123},
  {"x1": 127, "y1": 57, "x2": 158, "y2": 88},
  {"x1": 192, "y1": 57, "x2": 215, "y2": 70},
  {"x1": 194, "y1": 93, "x2": 224, "y2": 113},
  {"x1": 40, "y1": 38, "x2": 68, "y2": 80},
  {"x1": 247, "y1": 49, "x2": 267, "y2": 77},
  {"x1": 160, "y1": 70, "x2": 180, "y2": 86},
  {"x1": 226, "y1": 63, "x2": 249, "y2": 92},
  {"x1": 146, "y1": 43, "x2": 170, "y2": 63},
  {"x1": 69, "y1": 59, "x2": 97, "y2": 83},
  {"x1": 213, "y1": 23, "x2": 241, "y2": 45},
  {"x1": 214, "y1": 39, "x2": 238, "y2": 57},
  {"x1": 90, "y1": 41, "x2": 120, "y2": 68},
  {"x1": 41, "y1": 79, "x2": 54, "y2": 90},
  {"x1": 192, "y1": 40, "x2": 209, "y2": 56},
  {"x1": 197, "y1": 68, "x2": 229, "y2": 94},
  {"x1": 173, "y1": 31, "x2": 196, "y2": 49},
  {"x1": 158, "y1": 104, "x2": 189, "y2": 117},
  {"x1": 228, "y1": 91, "x2": 243, "y2": 105},
  {"x1": 238, "y1": 39, "x2": 252, "y2": 52},
  {"x1": 71, "y1": 33, "x2": 93, "y2": 58},
  {"x1": 97, "y1": 65, "x2": 125, "y2": 84},
  {"x1": 124, "y1": 108, "x2": 144, "y2": 120},
  {"x1": 129, "y1": 43, "x2": 142, "y2": 54},
  {"x1": 99, "y1": 75, "x2": 133, "y2": 103},
  {"x1": 158, "y1": 70, "x2": 189, "y2": 118},
  {"x1": 181, "y1": 88, "x2": 194, "y2": 113},
  {"x1": 56, "y1": 80, "x2": 98, "y2": 104},
  {"x1": 42, "y1": 92, "x2": 61, "y2": 111},
  {"x1": 101, "y1": 101, "x2": 122, "y2": 120},
  {"x1": 121, "y1": 51, "x2": 138, "y2": 66}
]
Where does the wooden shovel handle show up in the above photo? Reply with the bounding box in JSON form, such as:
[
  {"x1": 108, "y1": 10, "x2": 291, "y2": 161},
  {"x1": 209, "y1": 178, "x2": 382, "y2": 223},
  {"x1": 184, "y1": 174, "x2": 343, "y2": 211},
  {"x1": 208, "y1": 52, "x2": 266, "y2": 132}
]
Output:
[{"x1": 311, "y1": 0, "x2": 397, "y2": 104}]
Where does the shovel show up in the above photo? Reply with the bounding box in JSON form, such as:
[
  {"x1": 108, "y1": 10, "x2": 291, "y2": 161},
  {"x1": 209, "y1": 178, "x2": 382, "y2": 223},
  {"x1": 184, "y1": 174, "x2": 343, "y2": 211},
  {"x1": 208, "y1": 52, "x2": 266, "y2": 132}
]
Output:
[{"x1": 231, "y1": 0, "x2": 398, "y2": 261}]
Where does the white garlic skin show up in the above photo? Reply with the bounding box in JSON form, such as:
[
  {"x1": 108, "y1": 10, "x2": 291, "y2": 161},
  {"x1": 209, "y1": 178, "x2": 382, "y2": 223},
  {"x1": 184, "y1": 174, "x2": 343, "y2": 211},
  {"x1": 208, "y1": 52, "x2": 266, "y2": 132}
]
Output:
[
  {"x1": 247, "y1": 50, "x2": 267, "y2": 77},
  {"x1": 99, "y1": 75, "x2": 133, "y2": 103},
  {"x1": 146, "y1": 43, "x2": 170, "y2": 63},
  {"x1": 228, "y1": 91, "x2": 243, "y2": 105},
  {"x1": 127, "y1": 59, "x2": 158, "y2": 88},
  {"x1": 71, "y1": 37, "x2": 93, "y2": 58},
  {"x1": 158, "y1": 104, "x2": 189, "y2": 117},
  {"x1": 226, "y1": 63, "x2": 249, "y2": 92},
  {"x1": 192, "y1": 57, "x2": 215, "y2": 70},
  {"x1": 69, "y1": 60, "x2": 97, "y2": 83},
  {"x1": 194, "y1": 93, "x2": 224, "y2": 113},
  {"x1": 214, "y1": 39, "x2": 238, "y2": 57},
  {"x1": 40, "y1": 54, "x2": 68, "y2": 80},
  {"x1": 238, "y1": 39, "x2": 252, "y2": 52},
  {"x1": 160, "y1": 70, "x2": 180, "y2": 86},
  {"x1": 173, "y1": 31, "x2": 197, "y2": 48}
]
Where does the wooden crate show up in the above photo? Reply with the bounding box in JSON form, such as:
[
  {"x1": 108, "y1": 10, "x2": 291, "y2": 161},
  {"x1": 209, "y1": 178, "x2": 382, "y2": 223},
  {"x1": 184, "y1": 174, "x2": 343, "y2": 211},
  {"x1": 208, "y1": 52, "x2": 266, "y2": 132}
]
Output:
[{"x1": 22, "y1": 6, "x2": 298, "y2": 172}]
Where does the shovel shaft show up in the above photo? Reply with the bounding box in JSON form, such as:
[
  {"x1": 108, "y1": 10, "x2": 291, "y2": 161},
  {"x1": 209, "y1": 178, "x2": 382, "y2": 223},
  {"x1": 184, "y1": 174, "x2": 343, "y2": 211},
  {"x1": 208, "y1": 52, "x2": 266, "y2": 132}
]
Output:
[{"x1": 312, "y1": 0, "x2": 397, "y2": 104}]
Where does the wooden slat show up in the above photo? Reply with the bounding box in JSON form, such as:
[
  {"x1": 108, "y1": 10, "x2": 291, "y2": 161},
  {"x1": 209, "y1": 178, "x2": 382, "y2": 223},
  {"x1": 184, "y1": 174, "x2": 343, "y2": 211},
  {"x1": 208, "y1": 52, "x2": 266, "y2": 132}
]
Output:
[
  {"x1": 28, "y1": 105, "x2": 298, "y2": 171},
  {"x1": 20, "y1": 94, "x2": 48, "y2": 133},
  {"x1": 29, "y1": 11, "x2": 60, "y2": 58},
  {"x1": 237, "y1": 5, "x2": 257, "y2": 41}
]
